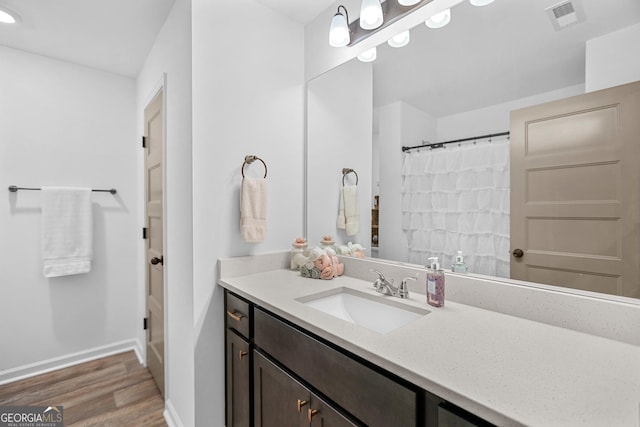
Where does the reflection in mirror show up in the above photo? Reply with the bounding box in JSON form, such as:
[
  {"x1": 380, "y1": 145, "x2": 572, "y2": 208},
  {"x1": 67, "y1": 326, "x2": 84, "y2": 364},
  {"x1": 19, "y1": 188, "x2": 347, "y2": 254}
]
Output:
[
  {"x1": 306, "y1": 0, "x2": 640, "y2": 300},
  {"x1": 307, "y1": 59, "x2": 373, "y2": 253}
]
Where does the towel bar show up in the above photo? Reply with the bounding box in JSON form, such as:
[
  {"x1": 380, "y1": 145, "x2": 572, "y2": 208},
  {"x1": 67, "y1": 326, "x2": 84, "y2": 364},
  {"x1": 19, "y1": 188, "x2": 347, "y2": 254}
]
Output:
[
  {"x1": 242, "y1": 155, "x2": 267, "y2": 178},
  {"x1": 8, "y1": 185, "x2": 117, "y2": 194},
  {"x1": 342, "y1": 168, "x2": 358, "y2": 186}
]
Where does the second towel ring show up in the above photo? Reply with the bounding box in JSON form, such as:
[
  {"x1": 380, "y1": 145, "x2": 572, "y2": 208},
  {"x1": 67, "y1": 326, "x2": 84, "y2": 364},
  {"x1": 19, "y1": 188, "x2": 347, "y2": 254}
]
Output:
[
  {"x1": 242, "y1": 155, "x2": 267, "y2": 178},
  {"x1": 342, "y1": 168, "x2": 358, "y2": 186}
]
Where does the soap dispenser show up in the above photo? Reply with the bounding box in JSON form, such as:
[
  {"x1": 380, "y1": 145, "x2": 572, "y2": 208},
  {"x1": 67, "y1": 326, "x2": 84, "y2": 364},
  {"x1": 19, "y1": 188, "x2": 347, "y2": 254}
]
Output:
[
  {"x1": 451, "y1": 250, "x2": 468, "y2": 273},
  {"x1": 426, "y1": 257, "x2": 445, "y2": 307}
]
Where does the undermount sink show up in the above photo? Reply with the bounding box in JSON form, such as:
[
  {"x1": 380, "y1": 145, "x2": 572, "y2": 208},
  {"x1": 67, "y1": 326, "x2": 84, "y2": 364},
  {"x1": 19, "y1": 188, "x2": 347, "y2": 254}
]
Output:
[{"x1": 297, "y1": 287, "x2": 429, "y2": 334}]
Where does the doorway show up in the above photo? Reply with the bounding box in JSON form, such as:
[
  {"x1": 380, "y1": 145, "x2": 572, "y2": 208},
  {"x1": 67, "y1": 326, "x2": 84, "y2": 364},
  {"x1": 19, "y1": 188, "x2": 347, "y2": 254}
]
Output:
[
  {"x1": 510, "y1": 80, "x2": 640, "y2": 298},
  {"x1": 144, "y1": 89, "x2": 165, "y2": 395}
]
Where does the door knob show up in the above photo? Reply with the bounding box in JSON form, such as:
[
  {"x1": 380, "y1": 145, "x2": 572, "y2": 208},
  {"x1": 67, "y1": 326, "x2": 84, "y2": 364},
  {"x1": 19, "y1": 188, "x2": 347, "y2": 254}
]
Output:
[
  {"x1": 150, "y1": 256, "x2": 164, "y2": 265},
  {"x1": 512, "y1": 249, "x2": 524, "y2": 258}
]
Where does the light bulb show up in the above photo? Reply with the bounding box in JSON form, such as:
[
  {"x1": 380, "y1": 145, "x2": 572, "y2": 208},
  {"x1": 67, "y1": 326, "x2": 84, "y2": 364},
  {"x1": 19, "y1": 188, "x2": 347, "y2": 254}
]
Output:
[
  {"x1": 329, "y1": 11, "x2": 350, "y2": 47},
  {"x1": 360, "y1": 0, "x2": 384, "y2": 30},
  {"x1": 388, "y1": 30, "x2": 410, "y2": 48},
  {"x1": 0, "y1": 9, "x2": 17, "y2": 24},
  {"x1": 470, "y1": 0, "x2": 495, "y2": 6},
  {"x1": 357, "y1": 47, "x2": 377, "y2": 62},
  {"x1": 425, "y1": 8, "x2": 451, "y2": 29}
]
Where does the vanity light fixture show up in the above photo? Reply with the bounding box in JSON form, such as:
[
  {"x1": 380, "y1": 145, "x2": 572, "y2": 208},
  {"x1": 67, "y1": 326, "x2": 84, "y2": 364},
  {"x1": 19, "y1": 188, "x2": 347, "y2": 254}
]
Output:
[
  {"x1": 329, "y1": 5, "x2": 351, "y2": 47},
  {"x1": 470, "y1": 0, "x2": 495, "y2": 6},
  {"x1": 328, "y1": 0, "x2": 427, "y2": 48},
  {"x1": 425, "y1": 8, "x2": 451, "y2": 29},
  {"x1": 0, "y1": 7, "x2": 18, "y2": 24},
  {"x1": 387, "y1": 30, "x2": 410, "y2": 48},
  {"x1": 357, "y1": 47, "x2": 377, "y2": 62},
  {"x1": 360, "y1": 0, "x2": 384, "y2": 30}
]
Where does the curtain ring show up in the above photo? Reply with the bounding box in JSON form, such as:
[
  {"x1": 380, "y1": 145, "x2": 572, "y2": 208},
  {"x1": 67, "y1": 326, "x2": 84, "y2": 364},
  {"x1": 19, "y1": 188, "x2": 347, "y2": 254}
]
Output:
[
  {"x1": 242, "y1": 155, "x2": 267, "y2": 178},
  {"x1": 342, "y1": 168, "x2": 358, "y2": 186}
]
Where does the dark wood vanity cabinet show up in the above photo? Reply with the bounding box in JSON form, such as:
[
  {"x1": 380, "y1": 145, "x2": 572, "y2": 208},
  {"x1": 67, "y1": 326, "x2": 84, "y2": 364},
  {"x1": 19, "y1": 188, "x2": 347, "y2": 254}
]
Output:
[
  {"x1": 254, "y1": 351, "x2": 358, "y2": 427},
  {"x1": 254, "y1": 307, "x2": 416, "y2": 427},
  {"x1": 225, "y1": 292, "x2": 252, "y2": 427},
  {"x1": 224, "y1": 290, "x2": 494, "y2": 427}
]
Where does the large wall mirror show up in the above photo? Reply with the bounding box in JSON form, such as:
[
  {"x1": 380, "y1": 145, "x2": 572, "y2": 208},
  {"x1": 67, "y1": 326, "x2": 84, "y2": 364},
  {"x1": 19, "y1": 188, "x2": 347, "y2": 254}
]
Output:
[{"x1": 306, "y1": 0, "x2": 640, "y2": 301}]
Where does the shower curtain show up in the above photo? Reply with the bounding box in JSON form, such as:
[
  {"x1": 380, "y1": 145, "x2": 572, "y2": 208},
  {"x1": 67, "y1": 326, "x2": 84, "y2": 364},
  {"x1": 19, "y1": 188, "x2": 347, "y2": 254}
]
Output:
[{"x1": 401, "y1": 135, "x2": 510, "y2": 277}]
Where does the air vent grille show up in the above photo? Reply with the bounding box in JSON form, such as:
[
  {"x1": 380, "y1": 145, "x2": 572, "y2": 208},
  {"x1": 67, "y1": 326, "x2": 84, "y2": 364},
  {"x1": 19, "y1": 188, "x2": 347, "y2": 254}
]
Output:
[
  {"x1": 545, "y1": 0, "x2": 585, "y2": 31},
  {"x1": 552, "y1": 2, "x2": 575, "y2": 19}
]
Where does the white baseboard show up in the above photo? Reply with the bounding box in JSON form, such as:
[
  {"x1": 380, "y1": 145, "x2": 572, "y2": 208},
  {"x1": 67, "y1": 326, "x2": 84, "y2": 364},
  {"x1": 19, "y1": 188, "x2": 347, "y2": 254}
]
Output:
[
  {"x1": 0, "y1": 338, "x2": 144, "y2": 385},
  {"x1": 164, "y1": 399, "x2": 185, "y2": 427},
  {"x1": 133, "y1": 341, "x2": 145, "y2": 366}
]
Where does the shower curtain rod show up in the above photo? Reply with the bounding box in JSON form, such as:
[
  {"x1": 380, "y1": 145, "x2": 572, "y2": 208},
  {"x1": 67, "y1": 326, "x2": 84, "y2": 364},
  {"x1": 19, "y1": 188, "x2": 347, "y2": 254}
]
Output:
[
  {"x1": 8, "y1": 185, "x2": 117, "y2": 194},
  {"x1": 401, "y1": 131, "x2": 510, "y2": 152}
]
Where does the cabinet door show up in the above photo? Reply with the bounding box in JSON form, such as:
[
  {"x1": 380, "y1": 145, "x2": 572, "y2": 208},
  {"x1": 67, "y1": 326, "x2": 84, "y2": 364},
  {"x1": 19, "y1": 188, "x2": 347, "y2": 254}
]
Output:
[
  {"x1": 309, "y1": 392, "x2": 359, "y2": 427},
  {"x1": 226, "y1": 330, "x2": 251, "y2": 427},
  {"x1": 425, "y1": 393, "x2": 494, "y2": 427},
  {"x1": 437, "y1": 403, "x2": 493, "y2": 427},
  {"x1": 254, "y1": 351, "x2": 308, "y2": 427}
]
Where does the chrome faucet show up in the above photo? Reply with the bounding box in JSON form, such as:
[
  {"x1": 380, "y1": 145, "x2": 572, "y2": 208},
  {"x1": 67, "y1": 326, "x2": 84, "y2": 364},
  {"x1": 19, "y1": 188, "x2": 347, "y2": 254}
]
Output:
[
  {"x1": 370, "y1": 270, "x2": 417, "y2": 299},
  {"x1": 370, "y1": 270, "x2": 398, "y2": 297}
]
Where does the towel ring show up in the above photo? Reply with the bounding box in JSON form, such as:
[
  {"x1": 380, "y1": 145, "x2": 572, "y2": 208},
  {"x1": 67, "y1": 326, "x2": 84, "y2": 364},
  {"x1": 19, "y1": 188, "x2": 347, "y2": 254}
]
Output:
[
  {"x1": 342, "y1": 168, "x2": 358, "y2": 186},
  {"x1": 242, "y1": 155, "x2": 267, "y2": 178}
]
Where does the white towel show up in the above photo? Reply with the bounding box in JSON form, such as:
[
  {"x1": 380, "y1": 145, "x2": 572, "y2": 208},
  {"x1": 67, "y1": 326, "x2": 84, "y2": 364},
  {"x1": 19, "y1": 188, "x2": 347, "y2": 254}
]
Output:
[
  {"x1": 41, "y1": 187, "x2": 93, "y2": 278},
  {"x1": 240, "y1": 178, "x2": 266, "y2": 242},
  {"x1": 343, "y1": 185, "x2": 359, "y2": 236},
  {"x1": 337, "y1": 188, "x2": 346, "y2": 229}
]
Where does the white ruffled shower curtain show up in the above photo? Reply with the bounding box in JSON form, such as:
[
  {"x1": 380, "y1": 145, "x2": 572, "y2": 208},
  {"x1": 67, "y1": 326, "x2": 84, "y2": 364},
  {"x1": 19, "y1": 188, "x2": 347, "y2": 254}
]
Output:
[{"x1": 401, "y1": 136, "x2": 510, "y2": 277}]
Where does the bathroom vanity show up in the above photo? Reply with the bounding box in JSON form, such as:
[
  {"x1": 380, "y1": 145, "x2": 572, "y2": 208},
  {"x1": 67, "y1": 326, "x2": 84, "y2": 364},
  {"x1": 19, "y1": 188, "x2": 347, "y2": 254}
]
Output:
[{"x1": 219, "y1": 252, "x2": 640, "y2": 427}]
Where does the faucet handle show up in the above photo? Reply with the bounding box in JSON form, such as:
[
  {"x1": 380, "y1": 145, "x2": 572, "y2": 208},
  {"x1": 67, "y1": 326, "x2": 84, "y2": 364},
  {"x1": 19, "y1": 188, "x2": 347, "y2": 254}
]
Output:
[{"x1": 398, "y1": 275, "x2": 417, "y2": 299}]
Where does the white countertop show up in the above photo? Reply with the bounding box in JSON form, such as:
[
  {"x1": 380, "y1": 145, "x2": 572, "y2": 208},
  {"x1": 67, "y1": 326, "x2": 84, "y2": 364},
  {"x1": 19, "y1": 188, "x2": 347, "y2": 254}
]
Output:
[{"x1": 219, "y1": 267, "x2": 640, "y2": 427}]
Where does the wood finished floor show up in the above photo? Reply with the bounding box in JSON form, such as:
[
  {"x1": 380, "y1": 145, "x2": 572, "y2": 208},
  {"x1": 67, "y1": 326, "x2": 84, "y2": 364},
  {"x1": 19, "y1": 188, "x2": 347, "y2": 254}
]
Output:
[{"x1": 0, "y1": 351, "x2": 167, "y2": 426}]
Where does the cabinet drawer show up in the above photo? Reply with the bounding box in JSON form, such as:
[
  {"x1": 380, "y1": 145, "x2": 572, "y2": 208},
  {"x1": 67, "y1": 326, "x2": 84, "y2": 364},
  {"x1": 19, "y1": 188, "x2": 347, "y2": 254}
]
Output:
[
  {"x1": 225, "y1": 291, "x2": 251, "y2": 338},
  {"x1": 254, "y1": 308, "x2": 417, "y2": 427}
]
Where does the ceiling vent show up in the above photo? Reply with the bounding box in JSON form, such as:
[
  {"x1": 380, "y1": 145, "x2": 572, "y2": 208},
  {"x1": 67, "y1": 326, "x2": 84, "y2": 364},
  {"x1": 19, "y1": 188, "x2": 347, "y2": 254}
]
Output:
[{"x1": 545, "y1": 0, "x2": 585, "y2": 31}]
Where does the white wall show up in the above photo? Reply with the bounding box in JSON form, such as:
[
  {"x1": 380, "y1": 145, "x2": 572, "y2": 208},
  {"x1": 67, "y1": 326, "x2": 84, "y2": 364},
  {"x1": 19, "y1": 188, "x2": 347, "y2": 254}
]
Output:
[
  {"x1": 586, "y1": 23, "x2": 640, "y2": 92},
  {"x1": 0, "y1": 46, "x2": 138, "y2": 374},
  {"x1": 191, "y1": 0, "x2": 305, "y2": 425},
  {"x1": 307, "y1": 59, "x2": 373, "y2": 250},
  {"x1": 437, "y1": 84, "x2": 585, "y2": 141},
  {"x1": 136, "y1": 0, "x2": 194, "y2": 425},
  {"x1": 378, "y1": 102, "x2": 436, "y2": 262}
]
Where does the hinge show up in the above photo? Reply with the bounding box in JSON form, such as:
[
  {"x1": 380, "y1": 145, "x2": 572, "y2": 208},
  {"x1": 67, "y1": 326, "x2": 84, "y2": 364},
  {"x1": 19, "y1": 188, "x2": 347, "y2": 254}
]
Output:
[
  {"x1": 143, "y1": 317, "x2": 148, "y2": 330},
  {"x1": 142, "y1": 136, "x2": 146, "y2": 148},
  {"x1": 142, "y1": 227, "x2": 147, "y2": 239}
]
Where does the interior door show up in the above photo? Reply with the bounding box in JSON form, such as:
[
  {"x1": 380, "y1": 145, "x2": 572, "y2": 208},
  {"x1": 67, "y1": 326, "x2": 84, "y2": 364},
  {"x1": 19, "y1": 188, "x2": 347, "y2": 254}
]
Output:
[
  {"x1": 145, "y1": 90, "x2": 165, "y2": 395},
  {"x1": 510, "y1": 80, "x2": 640, "y2": 298}
]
